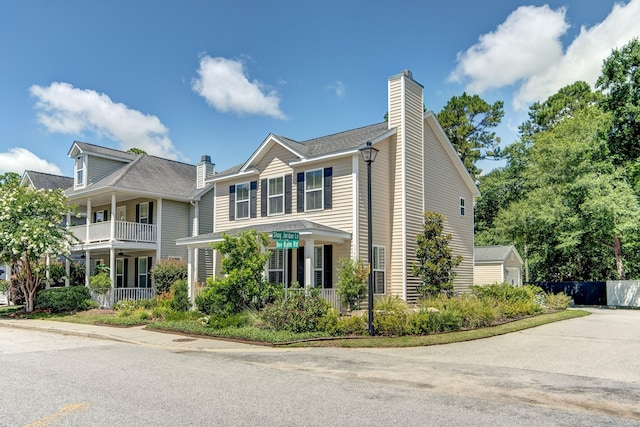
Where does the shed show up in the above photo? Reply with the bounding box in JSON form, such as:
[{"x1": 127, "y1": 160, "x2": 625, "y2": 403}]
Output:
[{"x1": 474, "y1": 246, "x2": 523, "y2": 286}]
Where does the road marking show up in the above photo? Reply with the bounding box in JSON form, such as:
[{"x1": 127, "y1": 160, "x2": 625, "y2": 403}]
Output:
[{"x1": 24, "y1": 403, "x2": 91, "y2": 427}]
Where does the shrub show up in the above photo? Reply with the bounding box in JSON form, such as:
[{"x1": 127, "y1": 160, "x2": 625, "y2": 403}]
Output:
[
  {"x1": 373, "y1": 296, "x2": 411, "y2": 336},
  {"x1": 261, "y1": 291, "x2": 331, "y2": 333},
  {"x1": 169, "y1": 279, "x2": 190, "y2": 312},
  {"x1": 207, "y1": 311, "x2": 253, "y2": 329},
  {"x1": 470, "y1": 283, "x2": 544, "y2": 318},
  {"x1": 335, "y1": 314, "x2": 368, "y2": 336},
  {"x1": 544, "y1": 292, "x2": 572, "y2": 310},
  {"x1": 88, "y1": 272, "x2": 112, "y2": 308},
  {"x1": 151, "y1": 259, "x2": 187, "y2": 295},
  {"x1": 195, "y1": 277, "x2": 240, "y2": 317},
  {"x1": 36, "y1": 286, "x2": 95, "y2": 313},
  {"x1": 336, "y1": 257, "x2": 368, "y2": 311}
]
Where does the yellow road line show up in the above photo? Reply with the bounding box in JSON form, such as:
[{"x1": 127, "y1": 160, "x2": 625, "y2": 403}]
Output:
[{"x1": 24, "y1": 403, "x2": 91, "y2": 427}]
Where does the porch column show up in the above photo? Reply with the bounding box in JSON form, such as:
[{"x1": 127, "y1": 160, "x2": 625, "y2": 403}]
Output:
[
  {"x1": 156, "y1": 198, "x2": 162, "y2": 265},
  {"x1": 109, "y1": 247, "x2": 116, "y2": 292},
  {"x1": 65, "y1": 212, "x2": 71, "y2": 287},
  {"x1": 110, "y1": 193, "x2": 116, "y2": 241},
  {"x1": 187, "y1": 246, "x2": 194, "y2": 303},
  {"x1": 86, "y1": 199, "x2": 92, "y2": 243},
  {"x1": 304, "y1": 239, "x2": 315, "y2": 289},
  {"x1": 85, "y1": 250, "x2": 91, "y2": 288}
]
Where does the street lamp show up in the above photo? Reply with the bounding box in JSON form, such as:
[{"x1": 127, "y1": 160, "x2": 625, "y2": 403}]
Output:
[{"x1": 360, "y1": 141, "x2": 378, "y2": 336}]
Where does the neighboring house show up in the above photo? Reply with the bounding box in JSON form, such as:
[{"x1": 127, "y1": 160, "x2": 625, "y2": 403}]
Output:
[
  {"x1": 62, "y1": 143, "x2": 216, "y2": 303},
  {"x1": 474, "y1": 245, "x2": 523, "y2": 286},
  {"x1": 178, "y1": 70, "x2": 479, "y2": 303}
]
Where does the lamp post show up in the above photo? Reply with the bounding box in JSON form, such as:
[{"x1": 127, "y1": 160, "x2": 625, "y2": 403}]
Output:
[{"x1": 360, "y1": 141, "x2": 378, "y2": 336}]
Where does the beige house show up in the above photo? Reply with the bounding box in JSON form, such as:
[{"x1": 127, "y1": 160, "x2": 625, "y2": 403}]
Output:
[
  {"x1": 178, "y1": 70, "x2": 479, "y2": 303},
  {"x1": 474, "y1": 246, "x2": 523, "y2": 286}
]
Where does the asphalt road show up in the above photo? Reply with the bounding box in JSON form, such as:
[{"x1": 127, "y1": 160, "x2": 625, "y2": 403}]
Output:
[{"x1": 1, "y1": 308, "x2": 639, "y2": 426}]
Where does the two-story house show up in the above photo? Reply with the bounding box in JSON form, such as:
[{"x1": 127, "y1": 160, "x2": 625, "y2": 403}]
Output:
[
  {"x1": 64, "y1": 143, "x2": 216, "y2": 302},
  {"x1": 178, "y1": 70, "x2": 479, "y2": 304}
]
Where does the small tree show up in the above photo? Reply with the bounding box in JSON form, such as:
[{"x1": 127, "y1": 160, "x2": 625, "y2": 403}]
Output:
[
  {"x1": 0, "y1": 181, "x2": 75, "y2": 312},
  {"x1": 88, "y1": 272, "x2": 112, "y2": 308},
  {"x1": 151, "y1": 258, "x2": 188, "y2": 295},
  {"x1": 336, "y1": 257, "x2": 368, "y2": 311},
  {"x1": 413, "y1": 212, "x2": 462, "y2": 298}
]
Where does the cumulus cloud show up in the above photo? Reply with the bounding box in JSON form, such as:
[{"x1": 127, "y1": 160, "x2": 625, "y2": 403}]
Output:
[
  {"x1": 191, "y1": 56, "x2": 286, "y2": 119},
  {"x1": 30, "y1": 82, "x2": 181, "y2": 159},
  {"x1": 326, "y1": 81, "x2": 346, "y2": 97},
  {"x1": 449, "y1": 0, "x2": 640, "y2": 109},
  {"x1": 0, "y1": 147, "x2": 62, "y2": 175}
]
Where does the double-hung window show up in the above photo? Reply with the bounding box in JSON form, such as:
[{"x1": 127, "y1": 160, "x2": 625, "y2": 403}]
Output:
[
  {"x1": 268, "y1": 177, "x2": 284, "y2": 215},
  {"x1": 460, "y1": 197, "x2": 466, "y2": 216},
  {"x1": 139, "y1": 202, "x2": 149, "y2": 224},
  {"x1": 75, "y1": 155, "x2": 85, "y2": 187},
  {"x1": 373, "y1": 245, "x2": 386, "y2": 294},
  {"x1": 268, "y1": 249, "x2": 284, "y2": 284},
  {"x1": 138, "y1": 257, "x2": 149, "y2": 288},
  {"x1": 116, "y1": 258, "x2": 125, "y2": 288},
  {"x1": 305, "y1": 169, "x2": 323, "y2": 211},
  {"x1": 236, "y1": 183, "x2": 250, "y2": 219}
]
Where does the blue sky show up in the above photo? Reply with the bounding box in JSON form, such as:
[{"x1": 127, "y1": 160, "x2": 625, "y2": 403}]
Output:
[{"x1": 1, "y1": 0, "x2": 639, "y2": 178}]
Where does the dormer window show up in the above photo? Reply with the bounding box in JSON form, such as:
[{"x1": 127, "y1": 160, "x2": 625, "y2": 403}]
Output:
[{"x1": 75, "y1": 155, "x2": 85, "y2": 187}]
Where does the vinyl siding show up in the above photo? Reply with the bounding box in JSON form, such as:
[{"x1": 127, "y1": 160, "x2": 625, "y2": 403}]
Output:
[
  {"x1": 87, "y1": 156, "x2": 127, "y2": 185},
  {"x1": 160, "y1": 200, "x2": 189, "y2": 259},
  {"x1": 423, "y1": 121, "x2": 475, "y2": 294},
  {"x1": 474, "y1": 264, "x2": 503, "y2": 285}
]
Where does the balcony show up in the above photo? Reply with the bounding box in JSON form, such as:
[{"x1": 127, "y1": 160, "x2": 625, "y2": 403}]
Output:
[{"x1": 70, "y1": 221, "x2": 157, "y2": 245}]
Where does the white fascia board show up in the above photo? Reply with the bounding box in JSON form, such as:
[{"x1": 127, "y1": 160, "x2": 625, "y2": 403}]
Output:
[
  {"x1": 239, "y1": 134, "x2": 305, "y2": 173},
  {"x1": 208, "y1": 168, "x2": 260, "y2": 184}
]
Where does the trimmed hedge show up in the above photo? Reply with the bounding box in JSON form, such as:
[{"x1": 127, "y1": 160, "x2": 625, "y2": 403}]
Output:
[{"x1": 36, "y1": 286, "x2": 96, "y2": 313}]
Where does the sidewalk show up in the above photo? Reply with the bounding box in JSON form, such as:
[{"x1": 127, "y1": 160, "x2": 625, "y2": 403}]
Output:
[{"x1": 0, "y1": 317, "x2": 276, "y2": 352}]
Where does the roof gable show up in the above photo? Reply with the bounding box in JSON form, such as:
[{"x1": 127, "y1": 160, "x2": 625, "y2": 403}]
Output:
[
  {"x1": 475, "y1": 246, "x2": 523, "y2": 264},
  {"x1": 67, "y1": 141, "x2": 137, "y2": 162},
  {"x1": 21, "y1": 170, "x2": 73, "y2": 191}
]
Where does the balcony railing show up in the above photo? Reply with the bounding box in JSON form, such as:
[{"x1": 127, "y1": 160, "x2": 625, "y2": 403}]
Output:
[{"x1": 69, "y1": 221, "x2": 157, "y2": 244}]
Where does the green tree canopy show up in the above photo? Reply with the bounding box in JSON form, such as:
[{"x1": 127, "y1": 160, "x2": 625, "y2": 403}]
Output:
[{"x1": 437, "y1": 93, "x2": 504, "y2": 180}]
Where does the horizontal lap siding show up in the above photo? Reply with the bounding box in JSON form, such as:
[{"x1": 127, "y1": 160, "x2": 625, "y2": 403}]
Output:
[
  {"x1": 160, "y1": 200, "x2": 189, "y2": 259},
  {"x1": 423, "y1": 124, "x2": 475, "y2": 293},
  {"x1": 87, "y1": 157, "x2": 126, "y2": 185},
  {"x1": 388, "y1": 78, "x2": 405, "y2": 298}
]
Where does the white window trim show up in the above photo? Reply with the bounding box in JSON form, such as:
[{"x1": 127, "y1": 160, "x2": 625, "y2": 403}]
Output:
[
  {"x1": 139, "y1": 202, "x2": 149, "y2": 224},
  {"x1": 235, "y1": 182, "x2": 250, "y2": 220},
  {"x1": 268, "y1": 249, "x2": 284, "y2": 284},
  {"x1": 267, "y1": 176, "x2": 285, "y2": 216},
  {"x1": 116, "y1": 206, "x2": 126, "y2": 222},
  {"x1": 75, "y1": 155, "x2": 86, "y2": 188},
  {"x1": 460, "y1": 197, "x2": 466, "y2": 216},
  {"x1": 373, "y1": 245, "x2": 386, "y2": 294},
  {"x1": 138, "y1": 257, "x2": 149, "y2": 288},
  {"x1": 116, "y1": 258, "x2": 125, "y2": 288},
  {"x1": 305, "y1": 169, "x2": 324, "y2": 212}
]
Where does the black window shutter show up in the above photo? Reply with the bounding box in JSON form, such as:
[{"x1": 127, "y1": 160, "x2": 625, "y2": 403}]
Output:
[
  {"x1": 323, "y1": 245, "x2": 333, "y2": 289},
  {"x1": 134, "y1": 258, "x2": 139, "y2": 287},
  {"x1": 285, "y1": 174, "x2": 292, "y2": 214},
  {"x1": 296, "y1": 172, "x2": 304, "y2": 213},
  {"x1": 229, "y1": 185, "x2": 235, "y2": 221},
  {"x1": 250, "y1": 181, "x2": 257, "y2": 218},
  {"x1": 92, "y1": 211, "x2": 96, "y2": 223},
  {"x1": 148, "y1": 202, "x2": 154, "y2": 224},
  {"x1": 297, "y1": 248, "x2": 305, "y2": 284},
  {"x1": 135, "y1": 204, "x2": 140, "y2": 223},
  {"x1": 324, "y1": 167, "x2": 332, "y2": 209},
  {"x1": 287, "y1": 249, "x2": 293, "y2": 286},
  {"x1": 124, "y1": 259, "x2": 129, "y2": 288},
  {"x1": 261, "y1": 179, "x2": 267, "y2": 217}
]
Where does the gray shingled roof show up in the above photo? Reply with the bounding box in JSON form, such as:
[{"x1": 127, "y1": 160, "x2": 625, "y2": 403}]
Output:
[
  {"x1": 72, "y1": 141, "x2": 137, "y2": 161},
  {"x1": 474, "y1": 246, "x2": 517, "y2": 262},
  {"x1": 24, "y1": 170, "x2": 73, "y2": 191},
  {"x1": 215, "y1": 122, "x2": 390, "y2": 177}
]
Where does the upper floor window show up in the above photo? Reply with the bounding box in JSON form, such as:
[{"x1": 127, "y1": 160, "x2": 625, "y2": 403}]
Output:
[
  {"x1": 139, "y1": 202, "x2": 149, "y2": 224},
  {"x1": 268, "y1": 176, "x2": 284, "y2": 215},
  {"x1": 305, "y1": 169, "x2": 323, "y2": 211},
  {"x1": 75, "y1": 155, "x2": 85, "y2": 187},
  {"x1": 116, "y1": 206, "x2": 126, "y2": 222},
  {"x1": 236, "y1": 182, "x2": 250, "y2": 219},
  {"x1": 460, "y1": 197, "x2": 466, "y2": 216}
]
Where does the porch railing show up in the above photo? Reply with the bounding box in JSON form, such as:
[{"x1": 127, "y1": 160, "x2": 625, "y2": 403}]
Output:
[
  {"x1": 69, "y1": 221, "x2": 158, "y2": 245},
  {"x1": 287, "y1": 288, "x2": 342, "y2": 311},
  {"x1": 112, "y1": 287, "x2": 156, "y2": 304}
]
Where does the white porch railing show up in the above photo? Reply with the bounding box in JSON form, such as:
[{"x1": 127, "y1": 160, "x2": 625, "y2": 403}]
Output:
[
  {"x1": 112, "y1": 287, "x2": 156, "y2": 304},
  {"x1": 287, "y1": 288, "x2": 342, "y2": 311},
  {"x1": 69, "y1": 221, "x2": 158, "y2": 244}
]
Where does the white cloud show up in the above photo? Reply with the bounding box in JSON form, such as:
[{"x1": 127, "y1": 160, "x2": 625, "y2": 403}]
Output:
[
  {"x1": 449, "y1": 5, "x2": 568, "y2": 93},
  {"x1": 191, "y1": 56, "x2": 286, "y2": 119},
  {"x1": 30, "y1": 82, "x2": 181, "y2": 159},
  {"x1": 326, "y1": 81, "x2": 346, "y2": 97},
  {"x1": 450, "y1": 0, "x2": 640, "y2": 109},
  {"x1": 0, "y1": 147, "x2": 62, "y2": 175},
  {"x1": 514, "y1": 0, "x2": 640, "y2": 108}
]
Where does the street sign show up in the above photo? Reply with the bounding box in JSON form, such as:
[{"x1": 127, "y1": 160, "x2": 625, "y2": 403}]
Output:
[
  {"x1": 272, "y1": 230, "x2": 299, "y2": 250},
  {"x1": 272, "y1": 231, "x2": 299, "y2": 240}
]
